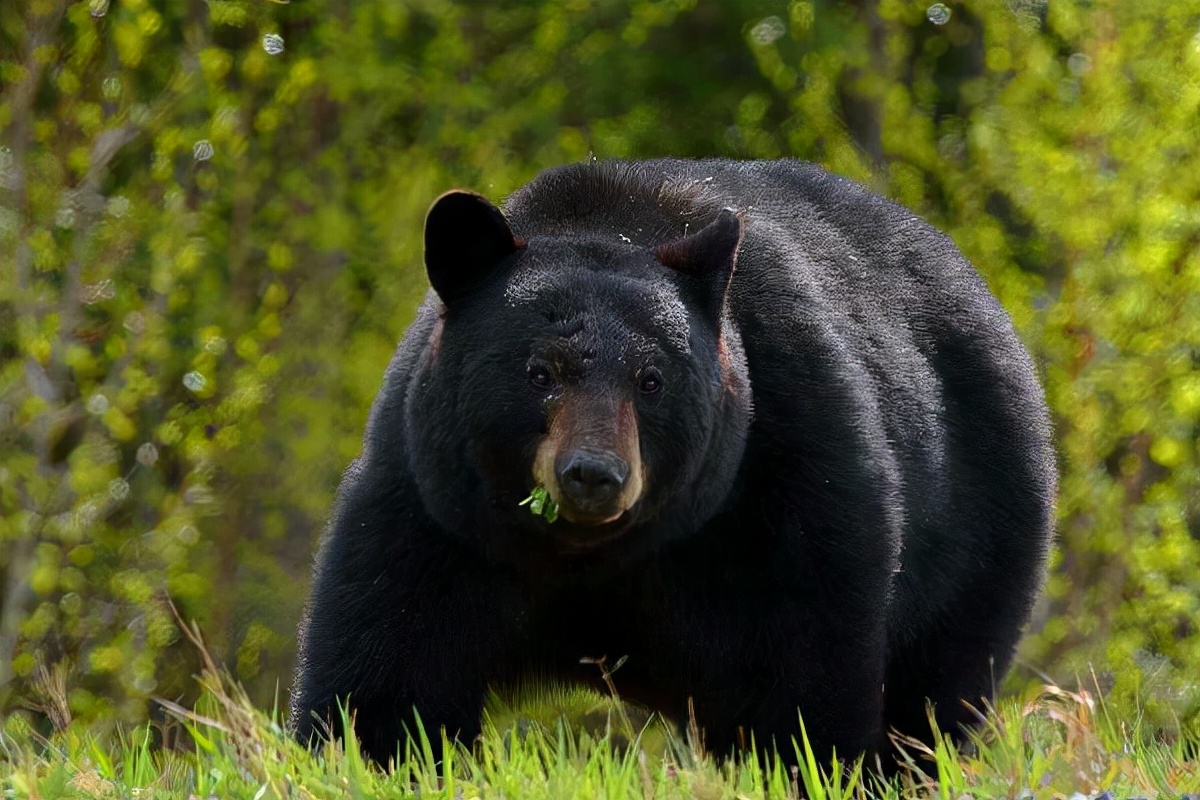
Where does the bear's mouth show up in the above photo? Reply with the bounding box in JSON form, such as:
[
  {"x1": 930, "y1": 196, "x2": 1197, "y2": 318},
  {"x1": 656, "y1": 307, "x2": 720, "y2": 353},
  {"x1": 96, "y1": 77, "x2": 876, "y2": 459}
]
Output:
[
  {"x1": 558, "y1": 506, "x2": 625, "y2": 526},
  {"x1": 547, "y1": 510, "x2": 637, "y2": 553}
]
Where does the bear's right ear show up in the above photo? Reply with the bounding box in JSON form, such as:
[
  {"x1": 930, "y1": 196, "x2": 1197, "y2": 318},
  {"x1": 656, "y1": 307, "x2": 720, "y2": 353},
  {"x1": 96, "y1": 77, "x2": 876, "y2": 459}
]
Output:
[
  {"x1": 425, "y1": 191, "x2": 521, "y2": 305},
  {"x1": 654, "y1": 208, "x2": 743, "y2": 324}
]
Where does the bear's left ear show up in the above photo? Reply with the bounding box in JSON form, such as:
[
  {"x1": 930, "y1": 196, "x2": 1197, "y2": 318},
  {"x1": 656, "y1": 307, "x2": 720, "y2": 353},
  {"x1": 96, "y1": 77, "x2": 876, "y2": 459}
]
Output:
[
  {"x1": 654, "y1": 208, "x2": 743, "y2": 324},
  {"x1": 425, "y1": 190, "x2": 522, "y2": 305}
]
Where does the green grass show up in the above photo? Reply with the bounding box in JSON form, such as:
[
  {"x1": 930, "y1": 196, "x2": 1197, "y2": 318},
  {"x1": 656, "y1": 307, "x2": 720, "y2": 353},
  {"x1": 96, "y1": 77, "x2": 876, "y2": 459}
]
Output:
[
  {"x1": 3, "y1": 673, "x2": 1199, "y2": 800},
  {"x1": 3, "y1": 628, "x2": 1198, "y2": 800}
]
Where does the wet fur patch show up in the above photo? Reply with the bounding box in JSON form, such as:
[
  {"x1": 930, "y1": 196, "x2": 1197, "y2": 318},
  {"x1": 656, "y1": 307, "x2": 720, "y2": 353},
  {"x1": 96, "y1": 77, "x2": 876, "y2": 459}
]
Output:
[
  {"x1": 717, "y1": 335, "x2": 737, "y2": 394},
  {"x1": 427, "y1": 315, "x2": 445, "y2": 365}
]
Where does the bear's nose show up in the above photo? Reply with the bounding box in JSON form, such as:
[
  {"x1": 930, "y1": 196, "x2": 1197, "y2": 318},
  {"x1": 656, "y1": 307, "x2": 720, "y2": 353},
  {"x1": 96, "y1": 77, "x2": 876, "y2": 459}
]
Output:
[{"x1": 556, "y1": 449, "x2": 629, "y2": 520}]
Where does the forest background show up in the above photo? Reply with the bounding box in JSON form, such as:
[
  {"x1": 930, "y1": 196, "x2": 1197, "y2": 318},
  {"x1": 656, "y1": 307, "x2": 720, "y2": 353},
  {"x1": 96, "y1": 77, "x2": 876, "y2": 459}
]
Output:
[{"x1": 1, "y1": 0, "x2": 1198, "y2": 744}]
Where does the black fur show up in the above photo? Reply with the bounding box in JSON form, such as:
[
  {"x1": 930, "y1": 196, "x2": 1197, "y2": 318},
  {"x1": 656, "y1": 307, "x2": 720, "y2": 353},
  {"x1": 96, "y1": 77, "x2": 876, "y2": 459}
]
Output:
[{"x1": 290, "y1": 159, "x2": 1056, "y2": 769}]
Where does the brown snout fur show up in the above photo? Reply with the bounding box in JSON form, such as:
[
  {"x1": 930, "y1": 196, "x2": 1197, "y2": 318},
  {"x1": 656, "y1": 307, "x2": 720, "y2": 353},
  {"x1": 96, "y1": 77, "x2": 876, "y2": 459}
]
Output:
[{"x1": 532, "y1": 392, "x2": 645, "y2": 524}]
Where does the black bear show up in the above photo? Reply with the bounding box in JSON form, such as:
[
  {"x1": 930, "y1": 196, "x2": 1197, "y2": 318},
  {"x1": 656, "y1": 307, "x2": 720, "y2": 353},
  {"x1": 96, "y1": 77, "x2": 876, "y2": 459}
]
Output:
[{"x1": 290, "y1": 159, "x2": 1056, "y2": 769}]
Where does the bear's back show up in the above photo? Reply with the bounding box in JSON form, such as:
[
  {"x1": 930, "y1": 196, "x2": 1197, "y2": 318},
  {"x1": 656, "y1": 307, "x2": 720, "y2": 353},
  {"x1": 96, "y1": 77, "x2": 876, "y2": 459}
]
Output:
[{"x1": 504, "y1": 158, "x2": 995, "y2": 339}]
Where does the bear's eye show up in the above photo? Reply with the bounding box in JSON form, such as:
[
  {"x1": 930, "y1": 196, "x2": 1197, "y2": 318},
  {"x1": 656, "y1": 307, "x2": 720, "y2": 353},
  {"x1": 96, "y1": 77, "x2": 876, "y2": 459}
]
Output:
[
  {"x1": 638, "y1": 367, "x2": 664, "y2": 395},
  {"x1": 528, "y1": 363, "x2": 555, "y2": 390}
]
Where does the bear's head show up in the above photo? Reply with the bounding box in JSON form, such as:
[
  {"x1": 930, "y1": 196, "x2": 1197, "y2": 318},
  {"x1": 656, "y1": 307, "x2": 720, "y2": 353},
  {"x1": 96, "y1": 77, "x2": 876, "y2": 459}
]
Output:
[{"x1": 406, "y1": 191, "x2": 751, "y2": 562}]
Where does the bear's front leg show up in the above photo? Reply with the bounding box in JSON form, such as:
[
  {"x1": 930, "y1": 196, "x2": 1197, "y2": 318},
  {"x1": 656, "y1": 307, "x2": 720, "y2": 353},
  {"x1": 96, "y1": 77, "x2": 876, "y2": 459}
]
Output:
[
  {"x1": 667, "y1": 603, "x2": 888, "y2": 768},
  {"x1": 292, "y1": 525, "x2": 527, "y2": 765},
  {"x1": 641, "y1": 516, "x2": 896, "y2": 769}
]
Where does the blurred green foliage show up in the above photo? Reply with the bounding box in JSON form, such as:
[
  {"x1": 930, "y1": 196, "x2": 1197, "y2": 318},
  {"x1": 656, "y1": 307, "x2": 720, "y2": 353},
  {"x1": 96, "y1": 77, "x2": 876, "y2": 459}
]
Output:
[{"x1": 1, "y1": 0, "x2": 1197, "y2": 738}]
